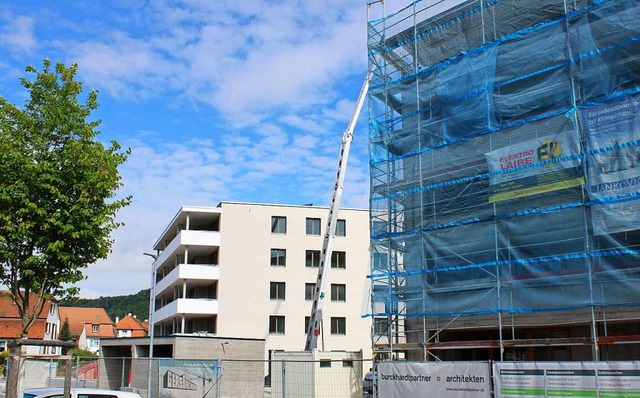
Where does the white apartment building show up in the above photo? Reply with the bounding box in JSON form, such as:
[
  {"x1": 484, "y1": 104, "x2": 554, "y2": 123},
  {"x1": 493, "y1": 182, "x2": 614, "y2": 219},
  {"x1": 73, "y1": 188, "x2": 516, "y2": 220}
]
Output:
[{"x1": 149, "y1": 201, "x2": 372, "y2": 360}]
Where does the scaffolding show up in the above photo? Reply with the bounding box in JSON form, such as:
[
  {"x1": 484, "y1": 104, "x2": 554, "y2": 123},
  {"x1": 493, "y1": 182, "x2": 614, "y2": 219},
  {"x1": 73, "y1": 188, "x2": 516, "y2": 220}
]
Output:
[{"x1": 367, "y1": 0, "x2": 640, "y2": 362}]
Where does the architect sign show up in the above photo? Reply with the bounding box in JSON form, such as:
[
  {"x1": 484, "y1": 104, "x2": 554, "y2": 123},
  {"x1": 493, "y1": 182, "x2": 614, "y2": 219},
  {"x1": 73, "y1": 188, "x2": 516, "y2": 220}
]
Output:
[
  {"x1": 378, "y1": 361, "x2": 491, "y2": 398},
  {"x1": 494, "y1": 361, "x2": 640, "y2": 398}
]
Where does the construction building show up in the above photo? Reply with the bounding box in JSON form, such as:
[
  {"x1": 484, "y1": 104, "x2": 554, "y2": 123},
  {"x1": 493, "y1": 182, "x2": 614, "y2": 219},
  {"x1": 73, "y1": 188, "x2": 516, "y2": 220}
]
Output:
[
  {"x1": 367, "y1": 0, "x2": 640, "y2": 361},
  {"x1": 147, "y1": 201, "x2": 372, "y2": 363}
]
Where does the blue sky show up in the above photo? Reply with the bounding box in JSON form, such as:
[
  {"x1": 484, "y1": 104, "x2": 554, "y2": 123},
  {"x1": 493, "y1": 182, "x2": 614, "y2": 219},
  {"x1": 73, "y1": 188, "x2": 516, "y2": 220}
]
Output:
[{"x1": 0, "y1": 0, "x2": 410, "y2": 298}]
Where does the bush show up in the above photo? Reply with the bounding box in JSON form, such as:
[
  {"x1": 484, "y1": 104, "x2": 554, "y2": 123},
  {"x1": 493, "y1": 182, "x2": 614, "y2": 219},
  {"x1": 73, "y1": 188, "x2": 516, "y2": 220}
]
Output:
[
  {"x1": 71, "y1": 347, "x2": 98, "y2": 359},
  {"x1": 0, "y1": 350, "x2": 9, "y2": 377},
  {"x1": 0, "y1": 350, "x2": 8, "y2": 365}
]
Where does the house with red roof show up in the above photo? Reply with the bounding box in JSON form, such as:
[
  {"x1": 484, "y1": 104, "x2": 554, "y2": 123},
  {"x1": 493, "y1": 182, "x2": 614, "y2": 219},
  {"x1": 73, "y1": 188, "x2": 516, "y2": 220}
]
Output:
[
  {"x1": 115, "y1": 314, "x2": 148, "y2": 338},
  {"x1": 0, "y1": 292, "x2": 61, "y2": 355},
  {"x1": 58, "y1": 307, "x2": 116, "y2": 354}
]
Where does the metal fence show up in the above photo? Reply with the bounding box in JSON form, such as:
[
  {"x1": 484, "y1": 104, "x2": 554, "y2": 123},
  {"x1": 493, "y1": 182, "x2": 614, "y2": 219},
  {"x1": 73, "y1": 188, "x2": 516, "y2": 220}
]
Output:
[{"x1": 22, "y1": 357, "x2": 374, "y2": 398}]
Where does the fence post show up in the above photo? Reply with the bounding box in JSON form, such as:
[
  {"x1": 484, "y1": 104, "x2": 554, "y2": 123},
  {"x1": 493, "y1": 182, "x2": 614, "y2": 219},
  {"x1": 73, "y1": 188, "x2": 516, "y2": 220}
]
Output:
[
  {"x1": 76, "y1": 356, "x2": 80, "y2": 388},
  {"x1": 281, "y1": 361, "x2": 286, "y2": 398},
  {"x1": 48, "y1": 358, "x2": 53, "y2": 388},
  {"x1": 121, "y1": 357, "x2": 125, "y2": 390}
]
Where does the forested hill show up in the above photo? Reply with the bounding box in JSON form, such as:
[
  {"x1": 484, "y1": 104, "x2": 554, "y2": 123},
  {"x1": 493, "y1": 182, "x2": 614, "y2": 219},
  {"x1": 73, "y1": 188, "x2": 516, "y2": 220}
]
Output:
[{"x1": 60, "y1": 289, "x2": 150, "y2": 322}]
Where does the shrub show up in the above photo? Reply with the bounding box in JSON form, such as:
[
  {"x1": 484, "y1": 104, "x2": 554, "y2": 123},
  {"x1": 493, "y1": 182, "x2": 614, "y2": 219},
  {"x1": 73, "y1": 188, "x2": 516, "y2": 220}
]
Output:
[{"x1": 71, "y1": 347, "x2": 98, "y2": 359}]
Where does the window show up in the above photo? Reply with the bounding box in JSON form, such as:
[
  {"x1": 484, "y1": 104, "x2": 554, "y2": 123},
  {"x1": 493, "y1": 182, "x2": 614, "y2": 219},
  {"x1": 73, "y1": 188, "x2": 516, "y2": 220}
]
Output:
[
  {"x1": 304, "y1": 316, "x2": 311, "y2": 333},
  {"x1": 331, "y1": 284, "x2": 346, "y2": 302},
  {"x1": 343, "y1": 360, "x2": 354, "y2": 368},
  {"x1": 270, "y1": 282, "x2": 286, "y2": 300},
  {"x1": 269, "y1": 315, "x2": 285, "y2": 334},
  {"x1": 306, "y1": 250, "x2": 321, "y2": 267},
  {"x1": 305, "y1": 283, "x2": 316, "y2": 300},
  {"x1": 331, "y1": 251, "x2": 346, "y2": 269},
  {"x1": 331, "y1": 317, "x2": 346, "y2": 335},
  {"x1": 373, "y1": 252, "x2": 387, "y2": 271},
  {"x1": 306, "y1": 217, "x2": 321, "y2": 235},
  {"x1": 336, "y1": 219, "x2": 346, "y2": 236},
  {"x1": 270, "y1": 249, "x2": 286, "y2": 266},
  {"x1": 374, "y1": 317, "x2": 388, "y2": 335},
  {"x1": 319, "y1": 360, "x2": 332, "y2": 368},
  {"x1": 271, "y1": 216, "x2": 286, "y2": 234},
  {"x1": 92, "y1": 324, "x2": 99, "y2": 333}
]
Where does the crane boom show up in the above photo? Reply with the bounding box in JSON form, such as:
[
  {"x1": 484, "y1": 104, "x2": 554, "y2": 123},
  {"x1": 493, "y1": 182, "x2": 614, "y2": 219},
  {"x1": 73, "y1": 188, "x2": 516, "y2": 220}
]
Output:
[{"x1": 304, "y1": 68, "x2": 374, "y2": 351}]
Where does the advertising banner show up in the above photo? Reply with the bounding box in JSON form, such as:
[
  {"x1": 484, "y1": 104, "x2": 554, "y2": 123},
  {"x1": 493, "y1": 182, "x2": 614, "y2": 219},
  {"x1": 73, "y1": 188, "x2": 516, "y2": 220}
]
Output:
[
  {"x1": 485, "y1": 132, "x2": 583, "y2": 203},
  {"x1": 582, "y1": 95, "x2": 640, "y2": 234},
  {"x1": 494, "y1": 361, "x2": 640, "y2": 398},
  {"x1": 158, "y1": 359, "x2": 219, "y2": 398},
  {"x1": 378, "y1": 361, "x2": 491, "y2": 398}
]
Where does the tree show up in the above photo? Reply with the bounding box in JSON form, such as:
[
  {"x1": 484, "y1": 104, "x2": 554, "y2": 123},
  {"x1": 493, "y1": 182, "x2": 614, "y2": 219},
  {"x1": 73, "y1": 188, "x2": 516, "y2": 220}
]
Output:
[
  {"x1": 60, "y1": 317, "x2": 73, "y2": 342},
  {"x1": 0, "y1": 59, "x2": 131, "y2": 338}
]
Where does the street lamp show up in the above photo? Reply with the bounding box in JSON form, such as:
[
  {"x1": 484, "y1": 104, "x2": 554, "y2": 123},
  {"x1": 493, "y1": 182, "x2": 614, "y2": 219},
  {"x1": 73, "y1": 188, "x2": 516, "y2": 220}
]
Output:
[{"x1": 143, "y1": 252, "x2": 158, "y2": 398}]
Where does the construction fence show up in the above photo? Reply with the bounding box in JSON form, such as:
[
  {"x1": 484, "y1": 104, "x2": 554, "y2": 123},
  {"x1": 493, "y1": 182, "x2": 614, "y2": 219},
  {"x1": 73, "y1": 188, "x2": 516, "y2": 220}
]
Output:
[
  {"x1": 18, "y1": 357, "x2": 375, "y2": 398},
  {"x1": 17, "y1": 358, "x2": 640, "y2": 397}
]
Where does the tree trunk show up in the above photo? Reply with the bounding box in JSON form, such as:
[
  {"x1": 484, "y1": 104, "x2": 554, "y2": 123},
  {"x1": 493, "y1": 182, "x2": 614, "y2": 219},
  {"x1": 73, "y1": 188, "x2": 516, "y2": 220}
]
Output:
[{"x1": 6, "y1": 346, "x2": 23, "y2": 398}]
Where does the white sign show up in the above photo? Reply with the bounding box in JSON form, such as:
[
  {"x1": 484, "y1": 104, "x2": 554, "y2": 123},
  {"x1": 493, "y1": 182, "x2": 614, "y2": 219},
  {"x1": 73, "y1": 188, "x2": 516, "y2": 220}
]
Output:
[
  {"x1": 378, "y1": 361, "x2": 491, "y2": 398},
  {"x1": 582, "y1": 95, "x2": 640, "y2": 234},
  {"x1": 485, "y1": 132, "x2": 582, "y2": 202},
  {"x1": 158, "y1": 359, "x2": 218, "y2": 398},
  {"x1": 494, "y1": 361, "x2": 640, "y2": 398}
]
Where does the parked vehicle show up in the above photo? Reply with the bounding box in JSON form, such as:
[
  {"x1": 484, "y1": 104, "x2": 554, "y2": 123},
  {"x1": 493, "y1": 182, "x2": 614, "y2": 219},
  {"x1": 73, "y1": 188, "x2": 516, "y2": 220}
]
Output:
[{"x1": 23, "y1": 388, "x2": 141, "y2": 398}]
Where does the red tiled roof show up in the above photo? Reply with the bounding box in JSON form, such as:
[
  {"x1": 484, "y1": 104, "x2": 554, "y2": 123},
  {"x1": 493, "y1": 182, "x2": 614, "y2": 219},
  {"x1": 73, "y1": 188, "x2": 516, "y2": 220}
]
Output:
[
  {"x1": 59, "y1": 307, "x2": 115, "y2": 338},
  {"x1": 0, "y1": 291, "x2": 53, "y2": 339},
  {"x1": 116, "y1": 315, "x2": 146, "y2": 331},
  {"x1": 83, "y1": 323, "x2": 117, "y2": 338},
  {"x1": 0, "y1": 292, "x2": 52, "y2": 319},
  {"x1": 116, "y1": 315, "x2": 148, "y2": 337},
  {"x1": 0, "y1": 319, "x2": 47, "y2": 339}
]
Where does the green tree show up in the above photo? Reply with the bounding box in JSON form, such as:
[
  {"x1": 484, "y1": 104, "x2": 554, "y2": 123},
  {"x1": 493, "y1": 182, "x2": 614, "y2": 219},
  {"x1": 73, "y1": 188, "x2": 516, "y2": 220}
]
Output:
[
  {"x1": 0, "y1": 59, "x2": 131, "y2": 338},
  {"x1": 60, "y1": 317, "x2": 73, "y2": 341}
]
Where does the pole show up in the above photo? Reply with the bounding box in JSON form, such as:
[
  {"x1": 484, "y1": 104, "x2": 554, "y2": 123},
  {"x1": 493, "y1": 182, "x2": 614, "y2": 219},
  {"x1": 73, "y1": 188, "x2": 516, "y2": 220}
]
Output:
[{"x1": 143, "y1": 252, "x2": 158, "y2": 398}]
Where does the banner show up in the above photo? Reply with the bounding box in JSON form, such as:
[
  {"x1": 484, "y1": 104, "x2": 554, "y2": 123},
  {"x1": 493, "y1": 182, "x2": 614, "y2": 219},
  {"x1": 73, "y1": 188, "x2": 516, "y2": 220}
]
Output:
[
  {"x1": 485, "y1": 132, "x2": 583, "y2": 203},
  {"x1": 158, "y1": 359, "x2": 219, "y2": 398},
  {"x1": 582, "y1": 95, "x2": 640, "y2": 234},
  {"x1": 378, "y1": 361, "x2": 491, "y2": 398},
  {"x1": 494, "y1": 361, "x2": 640, "y2": 398}
]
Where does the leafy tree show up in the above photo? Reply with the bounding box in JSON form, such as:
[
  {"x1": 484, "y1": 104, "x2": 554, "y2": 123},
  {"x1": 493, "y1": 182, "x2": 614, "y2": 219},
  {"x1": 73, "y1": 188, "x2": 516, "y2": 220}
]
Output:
[
  {"x1": 60, "y1": 317, "x2": 73, "y2": 341},
  {"x1": 0, "y1": 60, "x2": 131, "y2": 338}
]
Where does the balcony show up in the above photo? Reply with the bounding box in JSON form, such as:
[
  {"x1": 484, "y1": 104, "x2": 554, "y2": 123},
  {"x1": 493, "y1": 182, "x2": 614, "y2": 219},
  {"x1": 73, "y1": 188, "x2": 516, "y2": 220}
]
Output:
[
  {"x1": 154, "y1": 230, "x2": 220, "y2": 271},
  {"x1": 155, "y1": 264, "x2": 220, "y2": 295},
  {"x1": 154, "y1": 298, "x2": 219, "y2": 323}
]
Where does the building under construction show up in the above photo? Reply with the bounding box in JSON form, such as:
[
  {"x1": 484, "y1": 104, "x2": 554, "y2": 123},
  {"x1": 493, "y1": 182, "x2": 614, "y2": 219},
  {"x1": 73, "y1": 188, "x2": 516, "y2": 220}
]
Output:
[{"x1": 367, "y1": 0, "x2": 640, "y2": 362}]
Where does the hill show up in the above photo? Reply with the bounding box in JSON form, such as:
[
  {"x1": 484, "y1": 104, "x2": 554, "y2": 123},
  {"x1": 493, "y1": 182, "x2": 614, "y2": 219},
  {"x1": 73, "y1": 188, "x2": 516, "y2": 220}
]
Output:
[{"x1": 60, "y1": 289, "x2": 150, "y2": 322}]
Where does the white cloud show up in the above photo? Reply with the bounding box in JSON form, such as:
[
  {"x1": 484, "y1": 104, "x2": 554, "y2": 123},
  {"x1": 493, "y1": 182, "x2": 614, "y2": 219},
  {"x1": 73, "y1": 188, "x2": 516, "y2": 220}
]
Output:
[{"x1": 0, "y1": 15, "x2": 36, "y2": 56}]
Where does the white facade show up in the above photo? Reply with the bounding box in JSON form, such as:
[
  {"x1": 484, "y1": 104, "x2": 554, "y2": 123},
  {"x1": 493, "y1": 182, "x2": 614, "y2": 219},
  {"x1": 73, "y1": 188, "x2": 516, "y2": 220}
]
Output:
[{"x1": 149, "y1": 201, "x2": 372, "y2": 359}]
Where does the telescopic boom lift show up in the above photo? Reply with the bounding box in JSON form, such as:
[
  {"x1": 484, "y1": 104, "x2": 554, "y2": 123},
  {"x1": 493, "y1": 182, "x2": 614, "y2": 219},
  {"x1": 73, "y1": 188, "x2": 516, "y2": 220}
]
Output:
[{"x1": 304, "y1": 67, "x2": 374, "y2": 351}]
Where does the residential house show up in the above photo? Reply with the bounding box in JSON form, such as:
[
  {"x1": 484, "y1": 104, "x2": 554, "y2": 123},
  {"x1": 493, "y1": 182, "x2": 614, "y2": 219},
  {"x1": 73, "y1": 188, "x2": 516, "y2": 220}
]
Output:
[
  {"x1": 0, "y1": 292, "x2": 60, "y2": 355},
  {"x1": 115, "y1": 314, "x2": 147, "y2": 338},
  {"x1": 58, "y1": 307, "x2": 116, "y2": 354}
]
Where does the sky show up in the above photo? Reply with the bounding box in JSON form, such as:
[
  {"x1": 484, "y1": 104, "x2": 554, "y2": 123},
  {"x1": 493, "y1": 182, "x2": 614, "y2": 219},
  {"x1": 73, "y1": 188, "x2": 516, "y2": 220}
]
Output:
[{"x1": 0, "y1": 0, "x2": 412, "y2": 298}]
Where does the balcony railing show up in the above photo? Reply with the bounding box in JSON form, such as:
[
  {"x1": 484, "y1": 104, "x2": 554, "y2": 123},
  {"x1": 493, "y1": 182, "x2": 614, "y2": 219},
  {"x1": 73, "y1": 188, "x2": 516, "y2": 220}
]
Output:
[
  {"x1": 155, "y1": 263, "x2": 220, "y2": 295},
  {"x1": 154, "y1": 298, "x2": 219, "y2": 323},
  {"x1": 154, "y1": 230, "x2": 220, "y2": 271}
]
